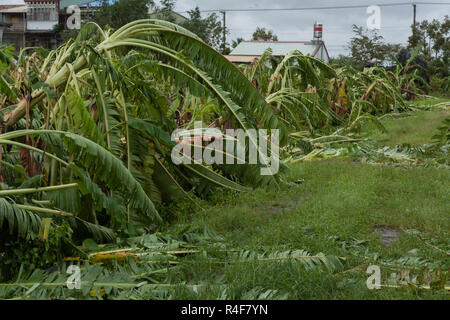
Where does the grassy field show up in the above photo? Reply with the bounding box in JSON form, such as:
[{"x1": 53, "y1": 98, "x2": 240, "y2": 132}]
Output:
[
  {"x1": 364, "y1": 110, "x2": 449, "y2": 146},
  {"x1": 166, "y1": 103, "x2": 449, "y2": 300}
]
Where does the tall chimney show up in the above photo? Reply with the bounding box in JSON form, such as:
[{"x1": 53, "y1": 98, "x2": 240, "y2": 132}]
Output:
[{"x1": 313, "y1": 22, "x2": 323, "y2": 42}]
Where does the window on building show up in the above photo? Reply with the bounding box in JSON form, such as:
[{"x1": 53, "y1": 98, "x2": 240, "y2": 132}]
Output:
[{"x1": 28, "y1": 4, "x2": 57, "y2": 21}]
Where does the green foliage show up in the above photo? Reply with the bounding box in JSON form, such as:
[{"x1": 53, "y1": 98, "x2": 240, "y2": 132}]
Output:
[
  {"x1": 0, "y1": 19, "x2": 290, "y2": 253},
  {"x1": 231, "y1": 37, "x2": 244, "y2": 49},
  {"x1": 0, "y1": 227, "x2": 343, "y2": 299},
  {"x1": 348, "y1": 25, "x2": 401, "y2": 68},
  {"x1": 0, "y1": 198, "x2": 42, "y2": 238},
  {"x1": 94, "y1": 0, "x2": 155, "y2": 29},
  {"x1": 238, "y1": 48, "x2": 412, "y2": 137},
  {"x1": 66, "y1": 89, "x2": 106, "y2": 147},
  {"x1": 1, "y1": 16, "x2": 446, "y2": 300},
  {"x1": 0, "y1": 45, "x2": 14, "y2": 71},
  {"x1": 432, "y1": 115, "x2": 450, "y2": 148},
  {"x1": 62, "y1": 131, "x2": 161, "y2": 222},
  {"x1": 408, "y1": 16, "x2": 450, "y2": 79},
  {"x1": 252, "y1": 27, "x2": 278, "y2": 41},
  {"x1": 0, "y1": 222, "x2": 73, "y2": 282},
  {"x1": 150, "y1": 0, "x2": 176, "y2": 23},
  {"x1": 431, "y1": 76, "x2": 450, "y2": 94},
  {"x1": 182, "y1": 7, "x2": 227, "y2": 52}
]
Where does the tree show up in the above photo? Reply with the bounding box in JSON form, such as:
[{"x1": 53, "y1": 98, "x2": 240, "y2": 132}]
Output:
[
  {"x1": 94, "y1": 0, "x2": 155, "y2": 29},
  {"x1": 182, "y1": 7, "x2": 228, "y2": 53},
  {"x1": 407, "y1": 16, "x2": 450, "y2": 78},
  {"x1": 160, "y1": 0, "x2": 175, "y2": 11},
  {"x1": 408, "y1": 17, "x2": 449, "y2": 58},
  {"x1": 152, "y1": 0, "x2": 176, "y2": 23},
  {"x1": 252, "y1": 27, "x2": 278, "y2": 41},
  {"x1": 329, "y1": 54, "x2": 353, "y2": 68},
  {"x1": 348, "y1": 25, "x2": 400, "y2": 69},
  {"x1": 232, "y1": 37, "x2": 244, "y2": 49}
]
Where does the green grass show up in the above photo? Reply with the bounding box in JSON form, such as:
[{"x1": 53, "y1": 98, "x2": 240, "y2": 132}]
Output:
[
  {"x1": 411, "y1": 96, "x2": 450, "y2": 106},
  {"x1": 203, "y1": 159, "x2": 449, "y2": 243},
  {"x1": 168, "y1": 159, "x2": 449, "y2": 299},
  {"x1": 362, "y1": 110, "x2": 449, "y2": 147},
  {"x1": 166, "y1": 106, "x2": 450, "y2": 300}
]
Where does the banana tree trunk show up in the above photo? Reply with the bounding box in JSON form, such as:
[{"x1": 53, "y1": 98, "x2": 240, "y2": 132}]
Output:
[{"x1": 1, "y1": 56, "x2": 87, "y2": 128}]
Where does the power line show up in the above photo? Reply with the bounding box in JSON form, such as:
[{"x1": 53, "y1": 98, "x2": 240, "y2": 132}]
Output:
[
  {"x1": 189, "y1": 2, "x2": 450, "y2": 53},
  {"x1": 177, "y1": 2, "x2": 450, "y2": 14},
  {"x1": 228, "y1": 26, "x2": 413, "y2": 31}
]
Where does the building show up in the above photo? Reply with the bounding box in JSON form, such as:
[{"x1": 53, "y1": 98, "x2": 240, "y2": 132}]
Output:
[
  {"x1": 0, "y1": 1, "x2": 188, "y2": 51},
  {"x1": 0, "y1": 0, "x2": 59, "y2": 50},
  {"x1": 0, "y1": 21, "x2": 9, "y2": 44},
  {"x1": 0, "y1": 3, "x2": 27, "y2": 49},
  {"x1": 24, "y1": 0, "x2": 60, "y2": 48},
  {"x1": 0, "y1": 0, "x2": 95, "y2": 50},
  {"x1": 225, "y1": 23, "x2": 330, "y2": 65}
]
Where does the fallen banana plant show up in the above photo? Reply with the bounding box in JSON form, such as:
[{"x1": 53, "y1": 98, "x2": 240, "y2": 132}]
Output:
[{"x1": 0, "y1": 229, "x2": 343, "y2": 300}]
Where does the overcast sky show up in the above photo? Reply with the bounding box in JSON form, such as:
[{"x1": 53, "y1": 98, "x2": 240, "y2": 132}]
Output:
[
  {"x1": 168, "y1": 0, "x2": 450, "y2": 57},
  {"x1": 2, "y1": 0, "x2": 449, "y2": 56}
]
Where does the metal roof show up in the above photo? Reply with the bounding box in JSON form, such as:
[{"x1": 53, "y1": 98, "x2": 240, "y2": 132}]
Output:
[
  {"x1": 0, "y1": 5, "x2": 27, "y2": 13},
  {"x1": 60, "y1": 0, "x2": 96, "y2": 8},
  {"x1": 230, "y1": 41, "x2": 319, "y2": 57}
]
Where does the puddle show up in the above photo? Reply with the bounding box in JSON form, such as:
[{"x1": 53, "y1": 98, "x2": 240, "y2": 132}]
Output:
[{"x1": 373, "y1": 226, "x2": 400, "y2": 246}]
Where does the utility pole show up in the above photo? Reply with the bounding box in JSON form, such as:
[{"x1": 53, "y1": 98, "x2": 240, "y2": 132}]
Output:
[
  {"x1": 413, "y1": 4, "x2": 417, "y2": 26},
  {"x1": 221, "y1": 10, "x2": 226, "y2": 53}
]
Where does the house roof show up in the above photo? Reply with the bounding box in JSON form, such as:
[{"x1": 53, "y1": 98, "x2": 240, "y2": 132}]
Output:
[
  {"x1": 0, "y1": 5, "x2": 27, "y2": 13},
  {"x1": 0, "y1": 4, "x2": 23, "y2": 10},
  {"x1": 60, "y1": 0, "x2": 96, "y2": 8},
  {"x1": 230, "y1": 41, "x2": 321, "y2": 57},
  {"x1": 224, "y1": 55, "x2": 259, "y2": 64}
]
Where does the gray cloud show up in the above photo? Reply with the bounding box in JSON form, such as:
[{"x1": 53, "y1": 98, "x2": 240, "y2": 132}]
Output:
[{"x1": 168, "y1": 0, "x2": 450, "y2": 57}]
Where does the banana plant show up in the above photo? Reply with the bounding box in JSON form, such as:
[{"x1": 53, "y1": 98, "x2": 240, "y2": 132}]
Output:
[{"x1": 0, "y1": 20, "x2": 289, "y2": 243}]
